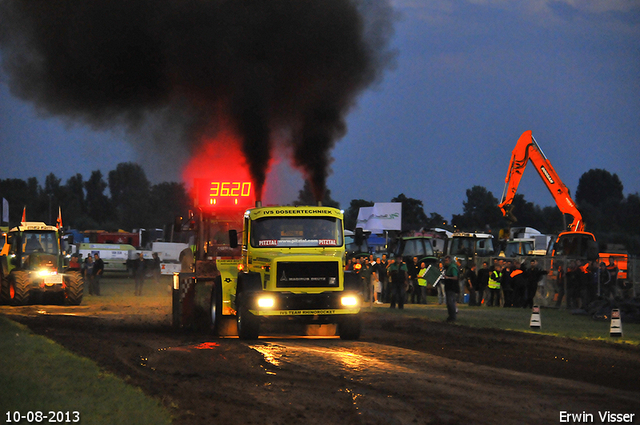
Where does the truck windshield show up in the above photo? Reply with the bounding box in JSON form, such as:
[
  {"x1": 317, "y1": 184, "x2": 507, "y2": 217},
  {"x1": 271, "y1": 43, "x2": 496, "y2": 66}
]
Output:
[
  {"x1": 251, "y1": 217, "x2": 343, "y2": 248},
  {"x1": 23, "y1": 231, "x2": 58, "y2": 255}
]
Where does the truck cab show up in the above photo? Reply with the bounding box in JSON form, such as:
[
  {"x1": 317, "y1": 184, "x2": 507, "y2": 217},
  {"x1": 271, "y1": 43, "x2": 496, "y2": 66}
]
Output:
[
  {"x1": 224, "y1": 206, "x2": 361, "y2": 339},
  {"x1": 174, "y1": 205, "x2": 362, "y2": 340}
]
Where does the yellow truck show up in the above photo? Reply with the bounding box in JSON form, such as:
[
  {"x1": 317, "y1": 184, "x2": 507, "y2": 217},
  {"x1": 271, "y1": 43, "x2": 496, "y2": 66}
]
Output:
[{"x1": 173, "y1": 204, "x2": 362, "y2": 340}]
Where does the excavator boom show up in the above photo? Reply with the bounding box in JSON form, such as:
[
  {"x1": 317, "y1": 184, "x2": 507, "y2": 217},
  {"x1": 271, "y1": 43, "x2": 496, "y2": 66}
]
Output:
[{"x1": 498, "y1": 130, "x2": 584, "y2": 232}]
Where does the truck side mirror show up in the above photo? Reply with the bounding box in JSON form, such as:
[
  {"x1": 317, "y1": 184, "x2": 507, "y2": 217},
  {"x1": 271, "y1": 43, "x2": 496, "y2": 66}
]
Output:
[
  {"x1": 229, "y1": 230, "x2": 238, "y2": 248},
  {"x1": 355, "y1": 227, "x2": 364, "y2": 246}
]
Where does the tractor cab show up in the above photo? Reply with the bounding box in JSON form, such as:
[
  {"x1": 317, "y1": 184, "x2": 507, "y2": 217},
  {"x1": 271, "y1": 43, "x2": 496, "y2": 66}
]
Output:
[{"x1": 1, "y1": 222, "x2": 83, "y2": 305}]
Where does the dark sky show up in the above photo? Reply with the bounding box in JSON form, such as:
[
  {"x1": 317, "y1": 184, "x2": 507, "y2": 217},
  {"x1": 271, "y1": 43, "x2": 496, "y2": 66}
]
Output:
[{"x1": 1, "y1": 1, "x2": 639, "y2": 221}]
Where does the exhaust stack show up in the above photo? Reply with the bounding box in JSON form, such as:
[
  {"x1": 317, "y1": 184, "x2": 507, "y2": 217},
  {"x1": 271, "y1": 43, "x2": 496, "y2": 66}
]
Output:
[{"x1": 255, "y1": 201, "x2": 263, "y2": 208}]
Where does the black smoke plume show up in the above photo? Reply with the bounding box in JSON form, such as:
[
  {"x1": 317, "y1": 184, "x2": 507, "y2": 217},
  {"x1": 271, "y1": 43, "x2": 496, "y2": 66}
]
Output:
[{"x1": 0, "y1": 0, "x2": 395, "y2": 202}]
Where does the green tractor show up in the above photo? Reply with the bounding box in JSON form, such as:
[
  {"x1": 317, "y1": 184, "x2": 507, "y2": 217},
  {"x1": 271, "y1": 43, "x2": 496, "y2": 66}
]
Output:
[{"x1": 0, "y1": 222, "x2": 83, "y2": 306}]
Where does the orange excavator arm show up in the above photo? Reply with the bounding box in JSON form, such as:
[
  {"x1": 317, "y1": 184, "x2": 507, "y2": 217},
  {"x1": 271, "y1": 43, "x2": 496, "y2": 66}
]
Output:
[{"x1": 498, "y1": 130, "x2": 585, "y2": 232}]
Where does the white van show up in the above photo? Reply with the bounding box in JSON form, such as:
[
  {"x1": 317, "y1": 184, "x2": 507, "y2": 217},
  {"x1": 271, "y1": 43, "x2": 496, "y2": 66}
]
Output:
[{"x1": 75, "y1": 243, "x2": 137, "y2": 273}]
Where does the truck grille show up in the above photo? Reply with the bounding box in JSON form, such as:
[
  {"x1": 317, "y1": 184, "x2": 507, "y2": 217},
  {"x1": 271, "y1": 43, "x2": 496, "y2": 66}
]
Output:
[
  {"x1": 276, "y1": 261, "x2": 339, "y2": 288},
  {"x1": 278, "y1": 293, "x2": 340, "y2": 310}
]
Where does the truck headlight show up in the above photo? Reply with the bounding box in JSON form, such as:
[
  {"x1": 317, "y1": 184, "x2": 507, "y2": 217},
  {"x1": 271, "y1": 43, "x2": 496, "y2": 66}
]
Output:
[
  {"x1": 257, "y1": 296, "x2": 275, "y2": 309},
  {"x1": 38, "y1": 270, "x2": 57, "y2": 277},
  {"x1": 341, "y1": 295, "x2": 359, "y2": 307}
]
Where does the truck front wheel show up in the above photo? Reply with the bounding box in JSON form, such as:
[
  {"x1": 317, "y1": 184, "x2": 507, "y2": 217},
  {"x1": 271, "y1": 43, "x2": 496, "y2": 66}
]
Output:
[
  {"x1": 9, "y1": 271, "x2": 30, "y2": 306},
  {"x1": 338, "y1": 315, "x2": 361, "y2": 340},
  {"x1": 236, "y1": 294, "x2": 260, "y2": 340}
]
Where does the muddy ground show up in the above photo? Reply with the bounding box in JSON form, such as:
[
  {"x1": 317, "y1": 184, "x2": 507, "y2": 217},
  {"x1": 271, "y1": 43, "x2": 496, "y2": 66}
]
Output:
[{"x1": 3, "y1": 277, "x2": 640, "y2": 424}]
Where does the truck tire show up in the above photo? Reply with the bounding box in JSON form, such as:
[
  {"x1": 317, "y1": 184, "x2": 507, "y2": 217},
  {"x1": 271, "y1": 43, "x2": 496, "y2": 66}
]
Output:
[
  {"x1": 9, "y1": 271, "x2": 30, "y2": 306},
  {"x1": 210, "y1": 277, "x2": 223, "y2": 335},
  {"x1": 338, "y1": 315, "x2": 361, "y2": 340},
  {"x1": 64, "y1": 271, "x2": 84, "y2": 305},
  {"x1": 236, "y1": 294, "x2": 260, "y2": 340}
]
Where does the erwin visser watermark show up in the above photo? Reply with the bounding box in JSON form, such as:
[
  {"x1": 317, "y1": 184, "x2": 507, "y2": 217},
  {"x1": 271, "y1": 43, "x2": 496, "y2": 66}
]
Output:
[{"x1": 559, "y1": 411, "x2": 636, "y2": 423}]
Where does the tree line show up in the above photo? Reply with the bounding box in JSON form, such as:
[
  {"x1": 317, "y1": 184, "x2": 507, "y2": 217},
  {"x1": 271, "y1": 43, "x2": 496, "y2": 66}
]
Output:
[
  {"x1": 0, "y1": 163, "x2": 189, "y2": 232},
  {"x1": 2, "y1": 165, "x2": 638, "y2": 254}
]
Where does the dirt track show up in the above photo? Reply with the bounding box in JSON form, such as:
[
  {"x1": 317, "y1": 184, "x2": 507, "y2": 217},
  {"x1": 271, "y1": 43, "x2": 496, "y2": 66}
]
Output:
[{"x1": 3, "y1": 277, "x2": 640, "y2": 424}]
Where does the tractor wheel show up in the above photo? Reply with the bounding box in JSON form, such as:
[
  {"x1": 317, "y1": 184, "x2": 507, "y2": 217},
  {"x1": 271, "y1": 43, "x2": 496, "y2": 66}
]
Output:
[
  {"x1": 9, "y1": 271, "x2": 30, "y2": 306},
  {"x1": 0, "y1": 272, "x2": 10, "y2": 305},
  {"x1": 209, "y1": 277, "x2": 223, "y2": 335},
  {"x1": 236, "y1": 294, "x2": 260, "y2": 340},
  {"x1": 338, "y1": 315, "x2": 362, "y2": 340},
  {"x1": 64, "y1": 271, "x2": 84, "y2": 305}
]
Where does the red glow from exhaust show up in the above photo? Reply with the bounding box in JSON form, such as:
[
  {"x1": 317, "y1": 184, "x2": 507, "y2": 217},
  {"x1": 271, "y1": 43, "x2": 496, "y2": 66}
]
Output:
[
  {"x1": 181, "y1": 122, "x2": 289, "y2": 207},
  {"x1": 182, "y1": 129, "x2": 251, "y2": 186},
  {"x1": 182, "y1": 127, "x2": 258, "y2": 209}
]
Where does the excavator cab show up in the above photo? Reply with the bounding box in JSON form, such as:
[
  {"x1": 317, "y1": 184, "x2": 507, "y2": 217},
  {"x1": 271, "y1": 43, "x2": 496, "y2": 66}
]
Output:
[{"x1": 549, "y1": 232, "x2": 599, "y2": 261}]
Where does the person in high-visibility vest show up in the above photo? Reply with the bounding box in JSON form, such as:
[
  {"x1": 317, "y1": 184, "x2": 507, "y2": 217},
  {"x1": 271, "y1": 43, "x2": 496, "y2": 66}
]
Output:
[
  {"x1": 417, "y1": 262, "x2": 428, "y2": 305},
  {"x1": 487, "y1": 264, "x2": 502, "y2": 307}
]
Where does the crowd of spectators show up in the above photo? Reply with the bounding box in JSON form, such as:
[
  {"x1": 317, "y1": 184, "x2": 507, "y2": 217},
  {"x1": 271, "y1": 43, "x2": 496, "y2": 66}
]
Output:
[
  {"x1": 554, "y1": 256, "x2": 622, "y2": 309},
  {"x1": 345, "y1": 253, "x2": 619, "y2": 314}
]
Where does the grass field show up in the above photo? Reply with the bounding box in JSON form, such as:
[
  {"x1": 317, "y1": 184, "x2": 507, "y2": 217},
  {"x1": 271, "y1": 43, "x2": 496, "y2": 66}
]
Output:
[
  {"x1": 363, "y1": 296, "x2": 640, "y2": 345},
  {"x1": 0, "y1": 316, "x2": 172, "y2": 425}
]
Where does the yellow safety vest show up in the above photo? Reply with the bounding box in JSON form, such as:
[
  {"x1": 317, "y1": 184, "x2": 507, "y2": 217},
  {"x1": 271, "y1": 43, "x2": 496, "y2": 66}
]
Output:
[
  {"x1": 417, "y1": 267, "x2": 427, "y2": 286},
  {"x1": 488, "y1": 270, "x2": 501, "y2": 289}
]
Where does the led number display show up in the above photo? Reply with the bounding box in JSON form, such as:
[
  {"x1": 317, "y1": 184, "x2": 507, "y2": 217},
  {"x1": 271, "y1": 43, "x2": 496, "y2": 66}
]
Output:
[
  {"x1": 209, "y1": 181, "x2": 252, "y2": 198},
  {"x1": 195, "y1": 179, "x2": 255, "y2": 209}
]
